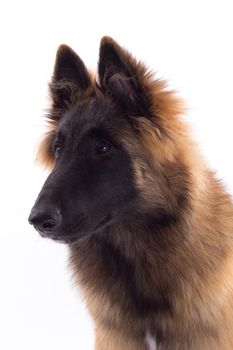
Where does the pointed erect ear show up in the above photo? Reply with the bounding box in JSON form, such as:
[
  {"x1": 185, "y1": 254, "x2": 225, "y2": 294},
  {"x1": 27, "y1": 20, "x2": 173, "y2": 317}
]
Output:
[
  {"x1": 49, "y1": 45, "x2": 91, "y2": 119},
  {"x1": 98, "y1": 36, "x2": 151, "y2": 116}
]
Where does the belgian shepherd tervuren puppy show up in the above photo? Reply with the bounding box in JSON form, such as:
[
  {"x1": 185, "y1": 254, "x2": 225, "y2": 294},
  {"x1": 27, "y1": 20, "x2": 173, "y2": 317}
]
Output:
[{"x1": 29, "y1": 37, "x2": 233, "y2": 349}]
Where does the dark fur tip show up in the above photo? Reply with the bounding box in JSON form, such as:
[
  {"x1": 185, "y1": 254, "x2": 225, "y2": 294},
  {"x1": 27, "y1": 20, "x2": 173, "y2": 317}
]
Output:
[
  {"x1": 100, "y1": 36, "x2": 118, "y2": 49},
  {"x1": 55, "y1": 44, "x2": 79, "y2": 75},
  {"x1": 56, "y1": 44, "x2": 74, "y2": 57},
  {"x1": 99, "y1": 36, "x2": 123, "y2": 63},
  {"x1": 53, "y1": 44, "x2": 90, "y2": 88}
]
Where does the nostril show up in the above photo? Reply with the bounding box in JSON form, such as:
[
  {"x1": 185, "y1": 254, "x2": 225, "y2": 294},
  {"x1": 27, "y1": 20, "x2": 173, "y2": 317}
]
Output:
[
  {"x1": 41, "y1": 219, "x2": 57, "y2": 231},
  {"x1": 28, "y1": 207, "x2": 62, "y2": 234}
]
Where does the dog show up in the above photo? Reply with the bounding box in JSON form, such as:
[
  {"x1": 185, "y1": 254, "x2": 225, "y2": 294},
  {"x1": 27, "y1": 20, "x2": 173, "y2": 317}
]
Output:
[{"x1": 29, "y1": 37, "x2": 233, "y2": 349}]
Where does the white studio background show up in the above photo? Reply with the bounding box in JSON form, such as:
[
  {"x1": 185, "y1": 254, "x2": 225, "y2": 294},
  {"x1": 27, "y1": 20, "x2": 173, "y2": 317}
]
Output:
[{"x1": 0, "y1": 1, "x2": 233, "y2": 349}]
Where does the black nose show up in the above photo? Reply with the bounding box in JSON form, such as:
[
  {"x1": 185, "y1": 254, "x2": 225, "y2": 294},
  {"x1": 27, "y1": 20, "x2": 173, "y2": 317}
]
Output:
[{"x1": 28, "y1": 207, "x2": 62, "y2": 234}]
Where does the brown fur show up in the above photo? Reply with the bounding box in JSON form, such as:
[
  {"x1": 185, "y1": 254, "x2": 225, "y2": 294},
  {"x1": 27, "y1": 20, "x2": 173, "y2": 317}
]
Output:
[{"x1": 38, "y1": 37, "x2": 233, "y2": 349}]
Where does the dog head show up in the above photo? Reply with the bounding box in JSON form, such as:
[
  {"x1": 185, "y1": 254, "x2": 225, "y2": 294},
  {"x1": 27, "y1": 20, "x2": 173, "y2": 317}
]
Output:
[{"x1": 29, "y1": 37, "x2": 190, "y2": 243}]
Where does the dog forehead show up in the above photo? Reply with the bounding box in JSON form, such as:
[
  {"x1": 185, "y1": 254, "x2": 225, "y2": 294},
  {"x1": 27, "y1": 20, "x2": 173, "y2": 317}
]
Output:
[
  {"x1": 59, "y1": 97, "x2": 117, "y2": 135},
  {"x1": 59, "y1": 98, "x2": 124, "y2": 141}
]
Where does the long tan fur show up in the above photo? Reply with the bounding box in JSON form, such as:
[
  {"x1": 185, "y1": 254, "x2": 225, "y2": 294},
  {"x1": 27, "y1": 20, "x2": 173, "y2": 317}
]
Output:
[{"x1": 38, "y1": 38, "x2": 233, "y2": 349}]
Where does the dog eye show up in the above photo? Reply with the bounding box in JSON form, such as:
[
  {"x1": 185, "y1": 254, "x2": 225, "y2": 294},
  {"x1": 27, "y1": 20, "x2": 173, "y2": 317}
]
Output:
[
  {"x1": 95, "y1": 140, "x2": 111, "y2": 154},
  {"x1": 54, "y1": 142, "x2": 62, "y2": 159}
]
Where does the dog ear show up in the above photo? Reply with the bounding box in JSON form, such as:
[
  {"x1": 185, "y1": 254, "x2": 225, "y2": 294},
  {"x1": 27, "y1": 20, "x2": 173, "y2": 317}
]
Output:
[
  {"x1": 98, "y1": 36, "x2": 151, "y2": 116},
  {"x1": 49, "y1": 45, "x2": 91, "y2": 120}
]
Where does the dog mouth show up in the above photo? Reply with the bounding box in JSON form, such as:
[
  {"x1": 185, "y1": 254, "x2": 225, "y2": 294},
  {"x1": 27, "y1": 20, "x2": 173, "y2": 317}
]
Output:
[
  {"x1": 94, "y1": 214, "x2": 112, "y2": 232},
  {"x1": 37, "y1": 214, "x2": 113, "y2": 244}
]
